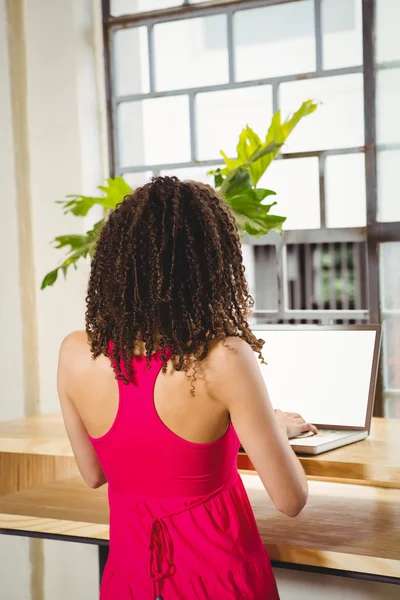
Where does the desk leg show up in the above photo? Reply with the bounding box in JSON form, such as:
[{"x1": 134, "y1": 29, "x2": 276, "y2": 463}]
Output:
[{"x1": 98, "y1": 543, "x2": 109, "y2": 583}]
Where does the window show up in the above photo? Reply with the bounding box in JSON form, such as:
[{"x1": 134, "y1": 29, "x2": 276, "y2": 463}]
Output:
[{"x1": 103, "y1": 0, "x2": 400, "y2": 416}]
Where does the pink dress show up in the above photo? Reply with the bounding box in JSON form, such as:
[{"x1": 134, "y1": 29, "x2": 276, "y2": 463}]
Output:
[{"x1": 89, "y1": 349, "x2": 280, "y2": 599}]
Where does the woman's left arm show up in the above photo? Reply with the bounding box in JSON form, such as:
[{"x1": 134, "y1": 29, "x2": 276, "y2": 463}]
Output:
[{"x1": 58, "y1": 337, "x2": 107, "y2": 489}]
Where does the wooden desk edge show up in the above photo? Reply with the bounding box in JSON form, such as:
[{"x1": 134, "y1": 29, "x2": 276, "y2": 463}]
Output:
[
  {"x1": 1, "y1": 448, "x2": 399, "y2": 489},
  {"x1": 238, "y1": 454, "x2": 400, "y2": 488},
  {"x1": 0, "y1": 513, "x2": 397, "y2": 580},
  {"x1": 265, "y1": 544, "x2": 400, "y2": 580}
]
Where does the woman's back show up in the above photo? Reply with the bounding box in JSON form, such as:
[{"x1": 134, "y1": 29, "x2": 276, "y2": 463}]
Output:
[{"x1": 64, "y1": 333, "x2": 279, "y2": 599}]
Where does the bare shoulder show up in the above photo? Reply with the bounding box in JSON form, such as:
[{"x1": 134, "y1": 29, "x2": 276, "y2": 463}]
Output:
[
  {"x1": 208, "y1": 336, "x2": 255, "y2": 362},
  {"x1": 59, "y1": 330, "x2": 93, "y2": 373},
  {"x1": 205, "y1": 336, "x2": 258, "y2": 381},
  {"x1": 60, "y1": 330, "x2": 90, "y2": 355}
]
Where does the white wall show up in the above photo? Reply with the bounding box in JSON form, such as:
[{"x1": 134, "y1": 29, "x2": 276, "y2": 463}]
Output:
[
  {"x1": 1, "y1": 0, "x2": 105, "y2": 419},
  {"x1": 0, "y1": 0, "x2": 31, "y2": 592},
  {"x1": 0, "y1": 536, "x2": 31, "y2": 600},
  {"x1": 44, "y1": 540, "x2": 99, "y2": 600},
  {"x1": 1, "y1": 0, "x2": 104, "y2": 598},
  {"x1": 0, "y1": 0, "x2": 25, "y2": 421},
  {"x1": 23, "y1": 0, "x2": 104, "y2": 414}
]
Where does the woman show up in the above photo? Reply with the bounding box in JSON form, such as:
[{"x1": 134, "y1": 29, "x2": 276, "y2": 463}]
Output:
[{"x1": 58, "y1": 176, "x2": 317, "y2": 599}]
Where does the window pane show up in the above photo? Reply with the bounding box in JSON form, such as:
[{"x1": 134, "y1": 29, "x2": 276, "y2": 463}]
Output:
[
  {"x1": 376, "y1": 68, "x2": 400, "y2": 145},
  {"x1": 122, "y1": 171, "x2": 153, "y2": 189},
  {"x1": 111, "y1": 0, "x2": 180, "y2": 15},
  {"x1": 160, "y1": 166, "x2": 217, "y2": 184},
  {"x1": 322, "y1": 0, "x2": 362, "y2": 69},
  {"x1": 382, "y1": 319, "x2": 400, "y2": 391},
  {"x1": 254, "y1": 246, "x2": 278, "y2": 311},
  {"x1": 325, "y1": 154, "x2": 366, "y2": 227},
  {"x1": 234, "y1": 1, "x2": 315, "y2": 81},
  {"x1": 118, "y1": 96, "x2": 190, "y2": 167},
  {"x1": 376, "y1": 0, "x2": 400, "y2": 63},
  {"x1": 196, "y1": 86, "x2": 273, "y2": 161},
  {"x1": 377, "y1": 150, "x2": 400, "y2": 222},
  {"x1": 280, "y1": 74, "x2": 364, "y2": 151},
  {"x1": 114, "y1": 28, "x2": 149, "y2": 96},
  {"x1": 380, "y1": 242, "x2": 400, "y2": 311},
  {"x1": 380, "y1": 243, "x2": 400, "y2": 410},
  {"x1": 154, "y1": 16, "x2": 228, "y2": 91},
  {"x1": 384, "y1": 393, "x2": 400, "y2": 418},
  {"x1": 258, "y1": 158, "x2": 320, "y2": 230}
]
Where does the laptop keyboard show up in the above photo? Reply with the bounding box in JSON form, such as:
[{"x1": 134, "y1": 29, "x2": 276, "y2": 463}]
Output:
[{"x1": 296, "y1": 429, "x2": 340, "y2": 439}]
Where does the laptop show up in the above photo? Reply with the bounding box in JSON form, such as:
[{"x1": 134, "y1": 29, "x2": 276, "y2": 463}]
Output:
[{"x1": 252, "y1": 325, "x2": 382, "y2": 455}]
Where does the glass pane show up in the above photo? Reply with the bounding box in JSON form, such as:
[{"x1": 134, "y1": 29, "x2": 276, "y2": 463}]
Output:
[
  {"x1": 376, "y1": 0, "x2": 400, "y2": 63},
  {"x1": 382, "y1": 318, "x2": 400, "y2": 390},
  {"x1": 122, "y1": 171, "x2": 153, "y2": 189},
  {"x1": 118, "y1": 96, "x2": 190, "y2": 167},
  {"x1": 380, "y1": 242, "x2": 400, "y2": 311},
  {"x1": 376, "y1": 68, "x2": 400, "y2": 145},
  {"x1": 325, "y1": 154, "x2": 366, "y2": 227},
  {"x1": 154, "y1": 16, "x2": 228, "y2": 91},
  {"x1": 380, "y1": 243, "x2": 400, "y2": 405},
  {"x1": 111, "y1": 0, "x2": 180, "y2": 15},
  {"x1": 196, "y1": 86, "x2": 273, "y2": 161},
  {"x1": 322, "y1": 0, "x2": 362, "y2": 69},
  {"x1": 160, "y1": 165, "x2": 217, "y2": 184},
  {"x1": 258, "y1": 158, "x2": 320, "y2": 230},
  {"x1": 234, "y1": 1, "x2": 315, "y2": 81},
  {"x1": 377, "y1": 150, "x2": 400, "y2": 222},
  {"x1": 280, "y1": 74, "x2": 364, "y2": 152},
  {"x1": 254, "y1": 246, "x2": 278, "y2": 310},
  {"x1": 384, "y1": 393, "x2": 400, "y2": 418},
  {"x1": 286, "y1": 244, "x2": 308, "y2": 309},
  {"x1": 114, "y1": 28, "x2": 149, "y2": 96},
  {"x1": 242, "y1": 245, "x2": 257, "y2": 304}
]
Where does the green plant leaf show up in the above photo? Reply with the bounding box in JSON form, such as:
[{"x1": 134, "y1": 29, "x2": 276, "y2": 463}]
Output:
[
  {"x1": 246, "y1": 141, "x2": 282, "y2": 167},
  {"x1": 58, "y1": 195, "x2": 108, "y2": 217},
  {"x1": 226, "y1": 186, "x2": 275, "y2": 208},
  {"x1": 40, "y1": 269, "x2": 59, "y2": 290},
  {"x1": 220, "y1": 168, "x2": 252, "y2": 197},
  {"x1": 41, "y1": 221, "x2": 104, "y2": 289},
  {"x1": 42, "y1": 177, "x2": 134, "y2": 289},
  {"x1": 218, "y1": 101, "x2": 317, "y2": 188},
  {"x1": 220, "y1": 133, "x2": 282, "y2": 187},
  {"x1": 209, "y1": 168, "x2": 224, "y2": 188},
  {"x1": 53, "y1": 234, "x2": 89, "y2": 251},
  {"x1": 281, "y1": 99, "x2": 318, "y2": 138},
  {"x1": 57, "y1": 177, "x2": 132, "y2": 217},
  {"x1": 234, "y1": 211, "x2": 286, "y2": 237},
  {"x1": 87, "y1": 220, "x2": 105, "y2": 257},
  {"x1": 226, "y1": 183, "x2": 284, "y2": 238},
  {"x1": 220, "y1": 126, "x2": 262, "y2": 177},
  {"x1": 98, "y1": 177, "x2": 132, "y2": 207}
]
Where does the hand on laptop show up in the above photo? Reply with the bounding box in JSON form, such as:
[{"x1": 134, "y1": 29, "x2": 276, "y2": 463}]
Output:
[{"x1": 274, "y1": 409, "x2": 318, "y2": 440}]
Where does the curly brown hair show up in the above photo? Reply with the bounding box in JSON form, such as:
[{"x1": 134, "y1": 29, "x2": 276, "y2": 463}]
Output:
[{"x1": 85, "y1": 176, "x2": 264, "y2": 385}]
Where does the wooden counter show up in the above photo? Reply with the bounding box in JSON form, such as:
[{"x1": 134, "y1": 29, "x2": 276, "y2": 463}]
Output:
[
  {"x1": 0, "y1": 475, "x2": 399, "y2": 579},
  {"x1": 0, "y1": 414, "x2": 399, "y2": 581},
  {"x1": 0, "y1": 414, "x2": 399, "y2": 487}
]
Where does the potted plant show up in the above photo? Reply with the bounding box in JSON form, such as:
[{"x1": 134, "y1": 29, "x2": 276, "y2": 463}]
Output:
[{"x1": 41, "y1": 100, "x2": 317, "y2": 290}]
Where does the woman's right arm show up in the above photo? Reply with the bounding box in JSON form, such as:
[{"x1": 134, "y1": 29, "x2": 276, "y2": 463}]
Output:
[{"x1": 209, "y1": 337, "x2": 309, "y2": 517}]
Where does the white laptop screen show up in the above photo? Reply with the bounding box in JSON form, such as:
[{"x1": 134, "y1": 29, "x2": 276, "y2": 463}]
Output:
[{"x1": 252, "y1": 329, "x2": 376, "y2": 428}]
